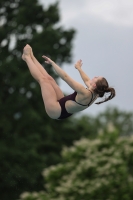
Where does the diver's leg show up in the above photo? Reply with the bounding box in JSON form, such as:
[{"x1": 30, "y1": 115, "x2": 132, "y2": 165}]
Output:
[
  {"x1": 22, "y1": 45, "x2": 61, "y2": 119},
  {"x1": 29, "y1": 45, "x2": 64, "y2": 100}
]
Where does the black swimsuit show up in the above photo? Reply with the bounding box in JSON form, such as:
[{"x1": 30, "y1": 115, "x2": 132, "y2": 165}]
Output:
[{"x1": 57, "y1": 89, "x2": 96, "y2": 120}]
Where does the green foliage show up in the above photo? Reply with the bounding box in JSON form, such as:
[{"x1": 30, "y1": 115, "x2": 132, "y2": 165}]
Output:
[
  {"x1": 0, "y1": 1, "x2": 133, "y2": 200},
  {"x1": 20, "y1": 129, "x2": 133, "y2": 200},
  {"x1": 0, "y1": 0, "x2": 76, "y2": 199},
  {"x1": 19, "y1": 191, "x2": 49, "y2": 200},
  {"x1": 94, "y1": 107, "x2": 133, "y2": 136},
  {"x1": 75, "y1": 107, "x2": 133, "y2": 137}
]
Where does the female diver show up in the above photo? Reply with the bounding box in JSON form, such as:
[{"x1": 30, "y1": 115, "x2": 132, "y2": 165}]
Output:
[{"x1": 22, "y1": 44, "x2": 115, "y2": 120}]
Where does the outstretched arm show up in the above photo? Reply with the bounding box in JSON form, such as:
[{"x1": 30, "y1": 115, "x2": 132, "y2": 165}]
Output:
[
  {"x1": 42, "y1": 55, "x2": 67, "y2": 80},
  {"x1": 75, "y1": 60, "x2": 91, "y2": 87},
  {"x1": 42, "y1": 56, "x2": 86, "y2": 93}
]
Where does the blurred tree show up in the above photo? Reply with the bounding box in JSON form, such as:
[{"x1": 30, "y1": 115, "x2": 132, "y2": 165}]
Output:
[
  {"x1": 75, "y1": 107, "x2": 133, "y2": 137},
  {"x1": 19, "y1": 127, "x2": 133, "y2": 200},
  {"x1": 0, "y1": 0, "x2": 77, "y2": 199},
  {"x1": 0, "y1": 1, "x2": 133, "y2": 200},
  {"x1": 94, "y1": 107, "x2": 133, "y2": 136}
]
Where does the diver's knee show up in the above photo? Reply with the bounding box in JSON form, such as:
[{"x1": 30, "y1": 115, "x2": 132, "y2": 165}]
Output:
[{"x1": 39, "y1": 76, "x2": 49, "y2": 84}]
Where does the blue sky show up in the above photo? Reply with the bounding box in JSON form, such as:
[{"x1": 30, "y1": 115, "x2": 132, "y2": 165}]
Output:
[{"x1": 40, "y1": 0, "x2": 133, "y2": 117}]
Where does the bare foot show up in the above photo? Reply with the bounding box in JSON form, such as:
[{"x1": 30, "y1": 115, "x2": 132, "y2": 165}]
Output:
[
  {"x1": 22, "y1": 44, "x2": 32, "y2": 61},
  {"x1": 24, "y1": 44, "x2": 34, "y2": 59},
  {"x1": 29, "y1": 45, "x2": 34, "y2": 59},
  {"x1": 22, "y1": 54, "x2": 26, "y2": 61}
]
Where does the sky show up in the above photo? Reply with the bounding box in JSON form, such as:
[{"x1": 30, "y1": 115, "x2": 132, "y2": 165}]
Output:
[{"x1": 40, "y1": 0, "x2": 133, "y2": 117}]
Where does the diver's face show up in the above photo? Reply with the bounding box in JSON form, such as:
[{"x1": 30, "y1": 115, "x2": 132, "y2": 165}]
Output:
[{"x1": 90, "y1": 76, "x2": 103, "y2": 88}]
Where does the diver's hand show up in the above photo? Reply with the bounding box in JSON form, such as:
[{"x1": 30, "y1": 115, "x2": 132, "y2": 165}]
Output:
[
  {"x1": 42, "y1": 55, "x2": 53, "y2": 65},
  {"x1": 75, "y1": 59, "x2": 83, "y2": 70}
]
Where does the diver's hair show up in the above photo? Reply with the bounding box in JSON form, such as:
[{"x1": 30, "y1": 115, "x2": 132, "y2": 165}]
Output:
[{"x1": 94, "y1": 77, "x2": 116, "y2": 105}]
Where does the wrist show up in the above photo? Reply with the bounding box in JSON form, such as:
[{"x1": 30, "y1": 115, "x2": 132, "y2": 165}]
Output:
[
  {"x1": 78, "y1": 68, "x2": 82, "y2": 72},
  {"x1": 51, "y1": 61, "x2": 55, "y2": 66}
]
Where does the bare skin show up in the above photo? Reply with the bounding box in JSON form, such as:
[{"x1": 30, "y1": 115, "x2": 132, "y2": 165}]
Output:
[
  {"x1": 22, "y1": 45, "x2": 62, "y2": 119},
  {"x1": 22, "y1": 44, "x2": 99, "y2": 119},
  {"x1": 29, "y1": 48, "x2": 64, "y2": 100}
]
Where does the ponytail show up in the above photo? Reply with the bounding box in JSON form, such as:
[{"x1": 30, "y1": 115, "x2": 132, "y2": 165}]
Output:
[
  {"x1": 94, "y1": 77, "x2": 116, "y2": 105},
  {"x1": 95, "y1": 87, "x2": 116, "y2": 105}
]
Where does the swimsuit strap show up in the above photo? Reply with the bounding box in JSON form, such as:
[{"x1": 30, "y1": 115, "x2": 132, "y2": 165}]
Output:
[
  {"x1": 75, "y1": 89, "x2": 96, "y2": 107},
  {"x1": 87, "y1": 89, "x2": 98, "y2": 106},
  {"x1": 74, "y1": 101, "x2": 87, "y2": 106},
  {"x1": 87, "y1": 89, "x2": 94, "y2": 106}
]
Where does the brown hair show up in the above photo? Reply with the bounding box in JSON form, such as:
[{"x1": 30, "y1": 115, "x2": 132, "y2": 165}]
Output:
[{"x1": 94, "y1": 77, "x2": 116, "y2": 105}]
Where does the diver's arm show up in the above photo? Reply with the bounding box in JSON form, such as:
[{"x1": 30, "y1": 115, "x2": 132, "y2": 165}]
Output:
[
  {"x1": 75, "y1": 59, "x2": 91, "y2": 87},
  {"x1": 42, "y1": 56, "x2": 86, "y2": 93}
]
